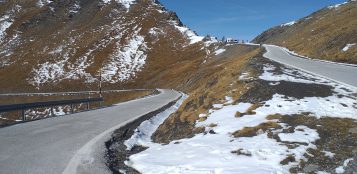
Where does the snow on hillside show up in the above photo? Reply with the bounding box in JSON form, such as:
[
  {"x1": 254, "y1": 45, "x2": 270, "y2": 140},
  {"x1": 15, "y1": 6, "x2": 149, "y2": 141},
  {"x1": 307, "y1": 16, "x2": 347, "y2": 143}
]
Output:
[
  {"x1": 102, "y1": 0, "x2": 137, "y2": 9},
  {"x1": 125, "y1": 93, "x2": 187, "y2": 150},
  {"x1": 69, "y1": 1, "x2": 81, "y2": 15},
  {"x1": 103, "y1": 34, "x2": 147, "y2": 83},
  {"x1": 37, "y1": 0, "x2": 52, "y2": 7},
  {"x1": 0, "y1": 15, "x2": 12, "y2": 42},
  {"x1": 172, "y1": 21, "x2": 204, "y2": 45},
  {"x1": 214, "y1": 48, "x2": 226, "y2": 55},
  {"x1": 281, "y1": 21, "x2": 296, "y2": 27},
  {"x1": 328, "y1": 1, "x2": 348, "y2": 9},
  {"x1": 342, "y1": 43, "x2": 355, "y2": 52},
  {"x1": 124, "y1": 60, "x2": 357, "y2": 173}
]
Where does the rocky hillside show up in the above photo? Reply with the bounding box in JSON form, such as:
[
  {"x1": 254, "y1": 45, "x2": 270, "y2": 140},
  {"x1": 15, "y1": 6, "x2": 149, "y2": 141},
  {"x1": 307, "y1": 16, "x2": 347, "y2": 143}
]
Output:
[
  {"x1": 253, "y1": 0, "x2": 357, "y2": 64},
  {"x1": 0, "y1": 0, "x2": 210, "y2": 93}
]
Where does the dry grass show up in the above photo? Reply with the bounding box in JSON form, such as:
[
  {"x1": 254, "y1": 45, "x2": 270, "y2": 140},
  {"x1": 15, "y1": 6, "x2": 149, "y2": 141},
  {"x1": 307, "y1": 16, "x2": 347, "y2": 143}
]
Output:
[
  {"x1": 266, "y1": 114, "x2": 284, "y2": 120},
  {"x1": 152, "y1": 45, "x2": 262, "y2": 143},
  {"x1": 233, "y1": 122, "x2": 281, "y2": 138},
  {"x1": 246, "y1": 103, "x2": 261, "y2": 115}
]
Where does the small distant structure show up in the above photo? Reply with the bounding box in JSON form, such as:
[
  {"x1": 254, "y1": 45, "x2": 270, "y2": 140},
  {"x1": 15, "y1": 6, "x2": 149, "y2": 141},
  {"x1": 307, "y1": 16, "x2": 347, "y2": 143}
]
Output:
[{"x1": 226, "y1": 37, "x2": 238, "y2": 43}]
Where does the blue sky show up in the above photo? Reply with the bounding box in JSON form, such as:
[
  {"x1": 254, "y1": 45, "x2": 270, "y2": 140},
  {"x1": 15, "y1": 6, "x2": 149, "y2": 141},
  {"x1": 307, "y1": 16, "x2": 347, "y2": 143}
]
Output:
[{"x1": 159, "y1": 0, "x2": 346, "y2": 41}]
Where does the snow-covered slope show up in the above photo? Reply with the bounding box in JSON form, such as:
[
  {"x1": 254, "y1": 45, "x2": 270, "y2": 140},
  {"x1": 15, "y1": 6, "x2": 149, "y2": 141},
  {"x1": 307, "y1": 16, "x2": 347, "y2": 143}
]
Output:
[{"x1": 0, "y1": 0, "x2": 207, "y2": 92}]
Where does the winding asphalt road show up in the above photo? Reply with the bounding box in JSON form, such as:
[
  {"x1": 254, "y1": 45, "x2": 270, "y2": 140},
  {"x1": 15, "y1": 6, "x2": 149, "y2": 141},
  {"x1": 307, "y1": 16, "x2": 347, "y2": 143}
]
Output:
[
  {"x1": 0, "y1": 89, "x2": 181, "y2": 174},
  {"x1": 264, "y1": 45, "x2": 357, "y2": 88}
]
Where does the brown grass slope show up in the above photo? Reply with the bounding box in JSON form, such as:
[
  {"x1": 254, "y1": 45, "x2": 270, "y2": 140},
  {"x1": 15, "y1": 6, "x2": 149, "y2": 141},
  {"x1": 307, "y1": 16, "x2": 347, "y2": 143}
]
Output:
[
  {"x1": 253, "y1": 1, "x2": 357, "y2": 64},
  {"x1": 153, "y1": 45, "x2": 261, "y2": 143}
]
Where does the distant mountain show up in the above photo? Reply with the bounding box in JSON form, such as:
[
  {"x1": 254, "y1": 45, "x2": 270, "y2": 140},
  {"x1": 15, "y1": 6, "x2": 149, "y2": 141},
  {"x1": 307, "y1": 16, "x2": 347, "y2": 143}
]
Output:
[
  {"x1": 0, "y1": 0, "x2": 208, "y2": 92},
  {"x1": 253, "y1": 0, "x2": 357, "y2": 64}
]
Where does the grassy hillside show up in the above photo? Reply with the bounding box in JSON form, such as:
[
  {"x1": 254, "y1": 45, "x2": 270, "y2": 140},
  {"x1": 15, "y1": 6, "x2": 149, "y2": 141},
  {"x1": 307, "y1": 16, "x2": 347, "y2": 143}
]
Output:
[{"x1": 253, "y1": 1, "x2": 357, "y2": 64}]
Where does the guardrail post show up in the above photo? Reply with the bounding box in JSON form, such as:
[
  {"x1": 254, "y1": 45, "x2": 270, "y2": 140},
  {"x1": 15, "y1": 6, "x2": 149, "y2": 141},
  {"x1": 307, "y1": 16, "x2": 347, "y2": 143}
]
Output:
[
  {"x1": 50, "y1": 107, "x2": 55, "y2": 117},
  {"x1": 22, "y1": 109, "x2": 25, "y2": 121},
  {"x1": 86, "y1": 102, "x2": 90, "y2": 110},
  {"x1": 70, "y1": 104, "x2": 74, "y2": 114}
]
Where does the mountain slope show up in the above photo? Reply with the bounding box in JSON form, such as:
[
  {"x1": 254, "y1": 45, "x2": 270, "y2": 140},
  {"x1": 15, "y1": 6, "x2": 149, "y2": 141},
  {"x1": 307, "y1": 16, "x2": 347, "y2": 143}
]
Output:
[
  {"x1": 253, "y1": 0, "x2": 357, "y2": 64},
  {"x1": 0, "y1": 0, "x2": 206, "y2": 93}
]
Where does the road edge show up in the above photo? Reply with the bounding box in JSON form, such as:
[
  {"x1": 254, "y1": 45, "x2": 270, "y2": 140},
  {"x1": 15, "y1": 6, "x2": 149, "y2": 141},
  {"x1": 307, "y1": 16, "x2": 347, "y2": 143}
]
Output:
[{"x1": 62, "y1": 89, "x2": 182, "y2": 174}]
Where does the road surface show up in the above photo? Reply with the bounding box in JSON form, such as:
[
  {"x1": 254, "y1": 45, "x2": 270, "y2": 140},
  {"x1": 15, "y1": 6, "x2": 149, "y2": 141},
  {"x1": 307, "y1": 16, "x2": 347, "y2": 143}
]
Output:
[
  {"x1": 264, "y1": 45, "x2": 357, "y2": 88},
  {"x1": 0, "y1": 89, "x2": 181, "y2": 174}
]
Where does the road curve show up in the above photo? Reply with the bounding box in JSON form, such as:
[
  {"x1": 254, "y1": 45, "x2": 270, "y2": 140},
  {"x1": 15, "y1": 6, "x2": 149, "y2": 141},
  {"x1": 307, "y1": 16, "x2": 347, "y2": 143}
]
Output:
[
  {"x1": 0, "y1": 89, "x2": 181, "y2": 174},
  {"x1": 263, "y1": 45, "x2": 357, "y2": 88}
]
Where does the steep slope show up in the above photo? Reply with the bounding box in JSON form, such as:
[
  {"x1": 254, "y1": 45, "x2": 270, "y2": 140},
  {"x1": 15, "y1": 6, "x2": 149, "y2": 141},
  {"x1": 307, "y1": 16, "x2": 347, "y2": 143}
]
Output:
[
  {"x1": 0, "y1": 0, "x2": 207, "y2": 93},
  {"x1": 253, "y1": 0, "x2": 357, "y2": 64}
]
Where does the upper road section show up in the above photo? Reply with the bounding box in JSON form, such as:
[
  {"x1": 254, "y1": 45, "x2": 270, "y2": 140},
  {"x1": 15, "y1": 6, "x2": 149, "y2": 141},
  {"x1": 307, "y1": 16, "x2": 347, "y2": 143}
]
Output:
[{"x1": 264, "y1": 45, "x2": 357, "y2": 88}]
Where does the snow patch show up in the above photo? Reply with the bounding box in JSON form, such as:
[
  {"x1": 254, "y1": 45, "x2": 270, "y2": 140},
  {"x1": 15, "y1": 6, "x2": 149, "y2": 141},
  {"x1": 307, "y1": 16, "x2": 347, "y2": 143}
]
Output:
[
  {"x1": 69, "y1": 1, "x2": 81, "y2": 15},
  {"x1": 127, "y1": 101, "x2": 320, "y2": 173},
  {"x1": 214, "y1": 48, "x2": 226, "y2": 55},
  {"x1": 102, "y1": 33, "x2": 147, "y2": 83},
  {"x1": 278, "y1": 125, "x2": 319, "y2": 143},
  {"x1": 322, "y1": 151, "x2": 335, "y2": 158},
  {"x1": 124, "y1": 93, "x2": 187, "y2": 150},
  {"x1": 335, "y1": 158, "x2": 353, "y2": 173},
  {"x1": 328, "y1": 1, "x2": 348, "y2": 9},
  {"x1": 37, "y1": 0, "x2": 52, "y2": 7},
  {"x1": 125, "y1": 53, "x2": 357, "y2": 173},
  {"x1": 0, "y1": 15, "x2": 13, "y2": 42},
  {"x1": 115, "y1": 0, "x2": 136, "y2": 9},
  {"x1": 342, "y1": 43, "x2": 355, "y2": 52},
  {"x1": 172, "y1": 21, "x2": 204, "y2": 44},
  {"x1": 281, "y1": 21, "x2": 296, "y2": 27}
]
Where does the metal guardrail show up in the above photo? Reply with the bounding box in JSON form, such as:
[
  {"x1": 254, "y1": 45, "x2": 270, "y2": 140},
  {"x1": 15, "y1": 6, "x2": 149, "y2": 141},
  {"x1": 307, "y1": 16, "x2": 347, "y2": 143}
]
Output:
[
  {"x1": 0, "y1": 89, "x2": 150, "y2": 96},
  {"x1": 0, "y1": 98, "x2": 104, "y2": 121}
]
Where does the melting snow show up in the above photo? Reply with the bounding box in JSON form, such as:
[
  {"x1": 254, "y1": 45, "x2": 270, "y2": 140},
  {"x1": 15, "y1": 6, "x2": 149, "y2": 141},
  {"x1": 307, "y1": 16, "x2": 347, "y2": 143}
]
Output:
[
  {"x1": 69, "y1": 1, "x2": 81, "y2": 15},
  {"x1": 102, "y1": 33, "x2": 147, "y2": 83},
  {"x1": 335, "y1": 158, "x2": 353, "y2": 173},
  {"x1": 214, "y1": 48, "x2": 226, "y2": 55},
  {"x1": 124, "y1": 94, "x2": 187, "y2": 150},
  {"x1": 328, "y1": 1, "x2": 348, "y2": 9},
  {"x1": 172, "y1": 21, "x2": 204, "y2": 44},
  {"x1": 278, "y1": 126, "x2": 319, "y2": 143},
  {"x1": 124, "y1": 57, "x2": 357, "y2": 173},
  {"x1": 0, "y1": 15, "x2": 13, "y2": 42},
  {"x1": 37, "y1": 0, "x2": 52, "y2": 7},
  {"x1": 102, "y1": 0, "x2": 136, "y2": 9},
  {"x1": 116, "y1": 0, "x2": 136, "y2": 9},
  {"x1": 322, "y1": 151, "x2": 335, "y2": 158},
  {"x1": 259, "y1": 64, "x2": 357, "y2": 119},
  {"x1": 342, "y1": 43, "x2": 355, "y2": 52},
  {"x1": 281, "y1": 21, "x2": 296, "y2": 27},
  {"x1": 127, "y1": 101, "x2": 320, "y2": 173}
]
